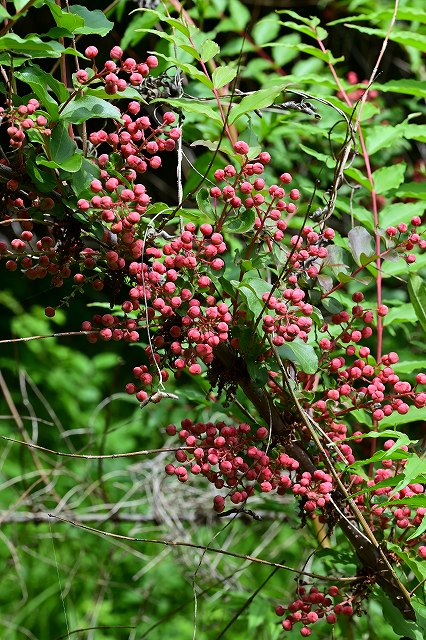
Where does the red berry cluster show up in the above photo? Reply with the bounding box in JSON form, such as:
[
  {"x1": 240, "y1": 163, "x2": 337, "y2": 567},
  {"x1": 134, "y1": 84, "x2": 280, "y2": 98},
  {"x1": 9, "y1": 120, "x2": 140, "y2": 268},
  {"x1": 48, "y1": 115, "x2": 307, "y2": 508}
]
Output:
[
  {"x1": 163, "y1": 419, "x2": 339, "y2": 516},
  {"x1": 276, "y1": 584, "x2": 356, "y2": 636},
  {"x1": 87, "y1": 107, "x2": 179, "y2": 175},
  {"x1": 210, "y1": 147, "x2": 298, "y2": 247},
  {"x1": 261, "y1": 287, "x2": 314, "y2": 345},
  {"x1": 0, "y1": 98, "x2": 49, "y2": 149},
  {"x1": 76, "y1": 46, "x2": 158, "y2": 93},
  {"x1": 307, "y1": 287, "x2": 426, "y2": 426},
  {"x1": 164, "y1": 419, "x2": 274, "y2": 510},
  {"x1": 383, "y1": 216, "x2": 425, "y2": 264}
]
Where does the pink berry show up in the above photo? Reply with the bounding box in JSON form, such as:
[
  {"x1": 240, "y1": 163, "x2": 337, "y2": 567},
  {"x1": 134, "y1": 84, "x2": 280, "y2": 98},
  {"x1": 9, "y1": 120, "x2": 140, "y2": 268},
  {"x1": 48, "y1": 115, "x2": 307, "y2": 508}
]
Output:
[
  {"x1": 146, "y1": 55, "x2": 158, "y2": 68},
  {"x1": 189, "y1": 363, "x2": 202, "y2": 375},
  {"x1": 85, "y1": 46, "x2": 98, "y2": 58},
  {"x1": 110, "y1": 46, "x2": 123, "y2": 59},
  {"x1": 233, "y1": 140, "x2": 249, "y2": 155}
]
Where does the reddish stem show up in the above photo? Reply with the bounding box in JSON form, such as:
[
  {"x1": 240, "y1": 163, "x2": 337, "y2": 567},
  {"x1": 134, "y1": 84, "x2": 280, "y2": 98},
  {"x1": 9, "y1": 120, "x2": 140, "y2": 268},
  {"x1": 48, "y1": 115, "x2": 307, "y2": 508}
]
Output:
[{"x1": 314, "y1": 34, "x2": 383, "y2": 363}]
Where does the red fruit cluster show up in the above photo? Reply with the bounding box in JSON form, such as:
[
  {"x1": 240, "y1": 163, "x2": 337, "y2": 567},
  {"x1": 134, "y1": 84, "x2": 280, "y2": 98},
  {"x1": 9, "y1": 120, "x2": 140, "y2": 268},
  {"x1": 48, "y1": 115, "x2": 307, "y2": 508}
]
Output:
[
  {"x1": 165, "y1": 419, "x2": 273, "y2": 509},
  {"x1": 383, "y1": 216, "x2": 425, "y2": 264},
  {"x1": 87, "y1": 108, "x2": 179, "y2": 175},
  {"x1": 276, "y1": 584, "x2": 356, "y2": 636},
  {"x1": 308, "y1": 289, "x2": 426, "y2": 426},
  {"x1": 163, "y1": 419, "x2": 339, "y2": 516},
  {"x1": 77, "y1": 46, "x2": 158, "y2": 94},
  {"x1": 292, "y1": 469, "x2": 334, "y2": 513},
  {"x1": 261, "y1": 287, "x2": 314, "y2": 345},
  {"x1": 210, "y1": 155, "x2": 298, "y2": 246},
  {"x1": 0, "y1": 98, "x2": 49, "y2": 149}
]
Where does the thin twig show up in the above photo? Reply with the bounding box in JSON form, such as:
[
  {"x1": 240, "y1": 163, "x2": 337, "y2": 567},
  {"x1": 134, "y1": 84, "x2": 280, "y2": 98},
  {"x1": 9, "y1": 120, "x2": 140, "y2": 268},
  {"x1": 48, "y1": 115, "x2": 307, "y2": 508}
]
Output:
[
  {"x1": 49, "y1": 513, "x2": 355, "y2": 581},
  {"x1": 0, "y1": 435, "x2": 194, "y2": 459}
]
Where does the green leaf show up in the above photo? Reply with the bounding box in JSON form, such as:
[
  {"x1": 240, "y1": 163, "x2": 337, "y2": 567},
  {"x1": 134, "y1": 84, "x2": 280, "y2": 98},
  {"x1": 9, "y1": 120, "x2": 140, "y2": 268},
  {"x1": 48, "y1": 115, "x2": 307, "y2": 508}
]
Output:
[
  {"x1": 178, "y1": 44, "x2": 200, "y2": 60},
  {"x1": 345, "y1": 24, "x2": 426, "y2": 53},
  {"x1": 37, "y1": 153, "x2": 82, "y2": 173},
  {"x1": 212, "y1": 66, "x2": 237, "y2": 89},
  {"x1": 144, "y1": 202, "x2": 172, "y2": 216},
  {"x1": 378, "y1": 592, "x2": 425, "y2": 640},
  {"x1": 412, "y1": 598, "x2": 426, "y2": 635},
  {"x1": 408, "y1": 273, "x2": 426, "y2": 335},
  {"x1": 372, "y1": 163, "x2": 406, "y2": 194},
  {"x1": 85, "y1": 86, "x2": 143, "y2": 101},
  {"x1": 69, "y1": 5, "x2": 113, "y2": 36},
  {"x1": 380, "y1": 404, "x2": 426, "y2": 429},
  {"x1": 200, "y1": 39, "x2": 220, "y2": 62},
  {"x1": 121, "y1": 9, "x2": 160, "y2": 50},
  {"x1": 26, "y1": 158, "x2": 57, "y2": 193},
  {"x1": 10, "y1": 0, "x2": 29, "y2": 10},
  {"x1": 279, "y1": 20, "x2": 327, "y2": 41},
  {"x1": 229, "y1": 0, "x2": 250, "y2": 31},
  {"x1": 382, "y1": 496, "x2": 426, "y2": 509},
  {"x1": 15, "y1": 64, "x2": 69, "y2": 118},
  {"x1": 149, "y1": 97, "x2": 222, "y2": 126},
  {"x1": 344, "y1": 429, "x2": 411, "y2": 443},
  {"x1": 0, "y1": 33, "x2": 65, "y2": 58},
  {"x1": 342, "y1": 167, "x2": 372, "y2": 191},
  {"x1": 403, "y1": 124, "x2": 426, "y2": 144},
  {"x1": 395, "y1": 182, "x2": 426, "y2": 200},
  {"x1": 48, "y1": 122, "x2": 78, "y2": 163},
  {"x1": 0, "y1": 6, "x2": 11, "y2": 19},
  {"x1": 236, "y1": 275, "x2": 272, "y2": 321},
  {"x1": 228, "y1": 84, "x2": 288, "y2": 124},
  {"x1": 153, "y1": 52, "x2": 213, "y2": 88},
  {"x1": 407, "y1": 515, "x2": 426, "y2": 541},
  {"x1": 379, "y1": 79, "x2": 426, "y2": 99},
  {"x1": 133, "y1": 8, "x2": 190, "y2": 37},
  {"x1": 365, "y1": 124, "x2": 406, "y2": 156},
  {"x1": 379, "y1": 202, "x2": 426, "y2": 230},
  {"x1": 225, "y1": 209, "x2": 256, "y2": 233},
  {"x1": 387, "y1": 544, "x2": 426, "y2": 584},
  {"x1": 277, "y1": 10, "x2": 320, "y2": 27},
  {"x1": 266, "y1": 41, "x2": 343, "y2": 64},
  {"x1": 390, "y1": 456, "x2": 426, "y2": 497},
  {"x1": 321, "y1": 297, "x2": 344, "y2": 316},
  {"x1": 46, "y1": 27, "x2": 75, "y2": 39},
  {"x1": 66, "y1": 158, "x2": 100, "y2": 197},
  {"x1": 252, "y1": 15, "x2": 281, "y2": 46},
  {"x1": 391, "y1": 31, "x2": 426, "y2": 53},
  {"x1": 60, "y1": 95, "x2": 122, "y2": 124},
  {"x1": 324, "y1": 244, "x2": 352, "y2": 278},
  {"x1": 383, "y1": 303, "x2": 417, "y2": 326},
  {"x1": 276, "y1": 338, "x2": 318, "y2": 374},
  {"x1": 46, "y1": 1, "x2": 85, "y2": 32},
  {"x1": 195, "y1": 188, "x2": 215, "y2": 221},
  {"x1": 247, "y1": 360, "x2": 268, "y2": 387},
  {"x1": 393, "y1": 359, "x2": 426, "y2": 374},
  {"x1": 132, "y1": 28, "x2": 186, "y2": 51}
]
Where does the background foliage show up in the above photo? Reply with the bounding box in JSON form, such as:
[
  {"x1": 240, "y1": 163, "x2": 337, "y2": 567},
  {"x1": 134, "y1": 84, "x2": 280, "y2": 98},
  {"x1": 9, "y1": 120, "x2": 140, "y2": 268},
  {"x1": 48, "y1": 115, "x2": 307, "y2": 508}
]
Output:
[{"x1": 0, "y1": 0, "x2": 425, "y2": 638}]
